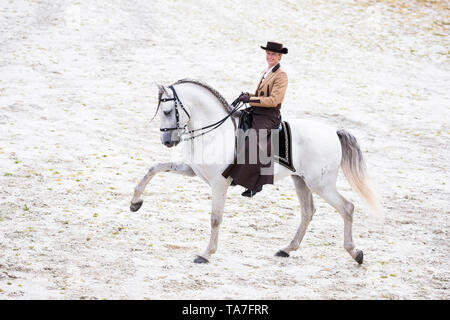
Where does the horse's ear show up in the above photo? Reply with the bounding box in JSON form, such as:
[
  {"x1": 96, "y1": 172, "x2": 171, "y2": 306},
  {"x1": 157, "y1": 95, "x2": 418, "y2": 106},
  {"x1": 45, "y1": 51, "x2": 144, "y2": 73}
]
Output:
[{"x1": 156, "y1": 83, "x2": 168, "y2": 96}]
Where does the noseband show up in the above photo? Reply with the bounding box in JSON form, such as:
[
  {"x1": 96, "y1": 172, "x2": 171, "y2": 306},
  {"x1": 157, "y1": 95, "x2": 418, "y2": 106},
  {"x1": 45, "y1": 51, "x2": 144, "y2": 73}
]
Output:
[{"x1": 157, "y1": 85, "x2": 244, "y2": 141}]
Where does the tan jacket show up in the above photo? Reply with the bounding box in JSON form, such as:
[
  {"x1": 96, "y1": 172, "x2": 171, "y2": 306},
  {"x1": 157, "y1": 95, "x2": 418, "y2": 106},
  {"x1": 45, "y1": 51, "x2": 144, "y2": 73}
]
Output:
[{"x1": 248, "y1": 63, "x2": 288, "y2": 109}]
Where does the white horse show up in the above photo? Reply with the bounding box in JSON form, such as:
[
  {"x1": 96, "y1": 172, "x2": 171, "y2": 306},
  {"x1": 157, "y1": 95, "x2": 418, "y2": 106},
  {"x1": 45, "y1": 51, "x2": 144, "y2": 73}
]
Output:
[{"x1": 130, "y1": 79, "x2": 382, "y2": 264}]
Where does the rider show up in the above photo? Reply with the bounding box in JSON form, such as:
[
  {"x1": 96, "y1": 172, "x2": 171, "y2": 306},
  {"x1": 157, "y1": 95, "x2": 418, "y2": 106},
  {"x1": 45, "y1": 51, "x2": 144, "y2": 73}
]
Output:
[{"x1": 222, "y1": 41, "x2": 288, "y2": 197}]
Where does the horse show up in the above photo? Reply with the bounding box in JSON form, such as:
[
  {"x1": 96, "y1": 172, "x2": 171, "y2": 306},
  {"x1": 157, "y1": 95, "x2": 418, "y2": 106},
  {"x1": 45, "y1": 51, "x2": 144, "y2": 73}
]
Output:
[{"x1": 130, "y1": 79, "x2": 383, "y2": 264}]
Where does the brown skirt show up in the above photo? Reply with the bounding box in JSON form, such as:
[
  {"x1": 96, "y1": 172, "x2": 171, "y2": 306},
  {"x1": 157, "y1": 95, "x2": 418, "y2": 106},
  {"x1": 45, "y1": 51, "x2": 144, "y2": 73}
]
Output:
[{"x1": 222, "y1": 107, "x2": 280, "y2": 189}]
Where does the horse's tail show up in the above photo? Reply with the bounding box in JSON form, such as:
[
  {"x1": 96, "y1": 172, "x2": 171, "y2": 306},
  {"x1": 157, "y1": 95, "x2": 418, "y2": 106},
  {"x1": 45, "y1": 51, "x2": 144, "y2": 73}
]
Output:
[{"x1": 337, "y1": 129, "x2": 384, "y2": 221}]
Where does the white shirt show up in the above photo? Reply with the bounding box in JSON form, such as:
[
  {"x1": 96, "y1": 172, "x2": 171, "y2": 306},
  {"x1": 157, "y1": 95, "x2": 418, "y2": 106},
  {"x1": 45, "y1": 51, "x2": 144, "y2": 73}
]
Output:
[{"x1": 262, "y1": 65, "x2": 276, "y2": 80}]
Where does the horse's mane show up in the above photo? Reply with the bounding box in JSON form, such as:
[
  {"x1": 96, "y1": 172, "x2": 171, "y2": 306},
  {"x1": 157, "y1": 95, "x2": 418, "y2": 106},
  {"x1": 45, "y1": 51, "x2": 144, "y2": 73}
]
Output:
[{"x1": 172, "y1": 79, "x2": 233, "y2": 114}]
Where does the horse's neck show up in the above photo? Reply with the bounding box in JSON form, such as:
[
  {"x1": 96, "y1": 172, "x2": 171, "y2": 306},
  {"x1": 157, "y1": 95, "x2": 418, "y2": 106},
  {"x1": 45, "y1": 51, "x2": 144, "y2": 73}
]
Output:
[
  {"x1": 176, "y1": 84, "x2": 236, "y2": 167},
  {"x1": 177, "y1": 84, "x2": 235, "y2": 139}
]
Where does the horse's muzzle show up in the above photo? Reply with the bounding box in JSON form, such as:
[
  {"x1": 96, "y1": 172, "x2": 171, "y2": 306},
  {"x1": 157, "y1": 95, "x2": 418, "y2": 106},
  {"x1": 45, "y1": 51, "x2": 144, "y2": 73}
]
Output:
[
  {"x1": 163, "y1": 140, "x2": 178, "y2": 148},
  {"x1": 161, "y1": 131, "x2": 180, "y2": 148}
]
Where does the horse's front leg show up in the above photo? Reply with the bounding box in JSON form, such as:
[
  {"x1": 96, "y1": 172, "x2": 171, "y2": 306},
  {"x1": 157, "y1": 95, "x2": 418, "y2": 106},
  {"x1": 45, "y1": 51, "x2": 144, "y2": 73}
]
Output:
[
  {"x1": 194, "y1": 184, "x2": 228, "y2": 263},
  {"x1": 130, "y1": 162, "x2": 195, "y2": 212}
]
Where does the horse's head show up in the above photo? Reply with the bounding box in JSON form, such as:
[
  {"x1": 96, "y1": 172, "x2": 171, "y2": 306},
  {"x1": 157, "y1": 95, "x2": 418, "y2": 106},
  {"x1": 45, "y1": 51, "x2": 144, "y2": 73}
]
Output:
[{"x1": 156, "y1": 84, "x2": 190, "y2": 148}]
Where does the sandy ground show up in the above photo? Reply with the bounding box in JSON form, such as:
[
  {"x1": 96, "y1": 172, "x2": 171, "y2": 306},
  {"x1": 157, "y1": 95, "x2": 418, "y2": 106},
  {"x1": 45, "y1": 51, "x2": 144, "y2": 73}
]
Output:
[{"x1": 0, "y1": 0, "x2": 449, "y2": 299}]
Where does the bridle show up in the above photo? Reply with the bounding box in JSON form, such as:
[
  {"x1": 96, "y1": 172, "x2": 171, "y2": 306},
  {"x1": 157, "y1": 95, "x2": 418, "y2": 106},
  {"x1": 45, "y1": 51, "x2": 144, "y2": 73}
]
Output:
[
  {"x1": 158, "y1": 85, "x2": 191, "y2": 136},
  {"x1": 156, "y1": 85, "x2": 244, "y2": 141}
]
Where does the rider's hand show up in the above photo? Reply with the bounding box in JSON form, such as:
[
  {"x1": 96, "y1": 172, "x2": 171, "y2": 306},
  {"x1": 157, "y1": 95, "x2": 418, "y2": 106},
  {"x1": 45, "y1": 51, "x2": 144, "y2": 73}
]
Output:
[{"x1": 240, "y1": 92, "x2": 250, "y2": 103}]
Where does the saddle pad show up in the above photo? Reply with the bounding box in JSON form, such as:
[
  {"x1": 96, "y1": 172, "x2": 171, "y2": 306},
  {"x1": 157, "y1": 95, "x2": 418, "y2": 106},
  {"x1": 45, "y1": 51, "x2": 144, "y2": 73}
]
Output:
[
  {"x1": 235, "y1": 117, "x2": 296, "y2": 172},
  {"x1": 273, "y1": 121, "x2": 296, "y2": 172}
]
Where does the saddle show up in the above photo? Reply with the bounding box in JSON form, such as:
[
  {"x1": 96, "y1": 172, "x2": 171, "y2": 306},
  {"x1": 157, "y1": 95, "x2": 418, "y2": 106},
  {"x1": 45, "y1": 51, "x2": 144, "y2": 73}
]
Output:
[
  {"x1": 237, "y1": 109, "x2": 253, "y2": 133},
  {"x1": 236, "y1": 113, "x2": 296, "y2": 172},
  {"x1": 273, "y1": 120, "x2": 296, "y2": 172}
]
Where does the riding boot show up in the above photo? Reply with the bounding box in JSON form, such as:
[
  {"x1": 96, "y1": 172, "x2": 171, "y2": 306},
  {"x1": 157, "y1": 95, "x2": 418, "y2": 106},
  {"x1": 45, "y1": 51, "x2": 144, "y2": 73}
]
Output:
[{"x1": 241, "y1": 185, "x2": 262, "y2": 197}]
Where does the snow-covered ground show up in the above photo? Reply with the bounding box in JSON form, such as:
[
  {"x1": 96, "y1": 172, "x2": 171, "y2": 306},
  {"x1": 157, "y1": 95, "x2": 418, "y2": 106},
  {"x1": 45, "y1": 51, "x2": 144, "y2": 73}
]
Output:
[{"x1": 0, "y1": 0, "x2": 448, "y2": 299}]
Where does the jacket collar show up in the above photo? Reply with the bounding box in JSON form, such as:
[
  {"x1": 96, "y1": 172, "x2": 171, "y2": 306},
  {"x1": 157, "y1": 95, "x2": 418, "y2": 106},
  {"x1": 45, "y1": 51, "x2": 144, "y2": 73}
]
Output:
[
  {"x1": 272, "y1": 63, "x2": 280, "y2": 72},
  {"x1": 258, "y1": 63, "x2": 280, "y2": 89}
]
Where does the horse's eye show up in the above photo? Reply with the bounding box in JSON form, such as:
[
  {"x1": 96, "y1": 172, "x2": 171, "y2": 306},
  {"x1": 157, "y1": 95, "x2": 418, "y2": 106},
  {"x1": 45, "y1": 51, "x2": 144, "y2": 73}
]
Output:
[{"x1": 163, "y1": 109, "x2": 172, "y2": 116}]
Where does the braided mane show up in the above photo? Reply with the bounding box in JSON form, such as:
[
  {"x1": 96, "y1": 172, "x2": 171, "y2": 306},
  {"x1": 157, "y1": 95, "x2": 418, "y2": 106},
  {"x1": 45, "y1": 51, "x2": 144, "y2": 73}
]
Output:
[{"x1": 172, "y1": 79, "x2": 233, "y2": 114}]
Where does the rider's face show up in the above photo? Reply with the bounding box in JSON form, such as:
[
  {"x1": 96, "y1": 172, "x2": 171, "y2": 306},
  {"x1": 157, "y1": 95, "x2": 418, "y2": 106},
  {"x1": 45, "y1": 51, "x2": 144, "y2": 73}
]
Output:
[{"x1": 266, "y1": 51, "x2": 282, "y2": 68}]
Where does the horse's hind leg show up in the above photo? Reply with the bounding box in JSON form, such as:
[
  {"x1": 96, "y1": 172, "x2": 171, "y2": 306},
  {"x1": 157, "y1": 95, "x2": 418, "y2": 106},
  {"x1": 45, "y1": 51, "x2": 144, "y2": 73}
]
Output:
[
  {"x1": 276, "y1": 175, "x2": 316, "y2": 257},
  {"x1": 130, "y1": 161, "x2": 195, "y2": 212},
  {"x1": 315, "y1": 185, "x2": 363, "y2": 264}
]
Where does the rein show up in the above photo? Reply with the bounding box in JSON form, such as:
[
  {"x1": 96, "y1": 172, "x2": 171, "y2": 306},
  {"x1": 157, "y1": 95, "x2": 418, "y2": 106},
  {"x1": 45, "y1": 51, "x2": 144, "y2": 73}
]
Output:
[{"x1": 157, "y1": 85, "x2": 245, "y2": 141}]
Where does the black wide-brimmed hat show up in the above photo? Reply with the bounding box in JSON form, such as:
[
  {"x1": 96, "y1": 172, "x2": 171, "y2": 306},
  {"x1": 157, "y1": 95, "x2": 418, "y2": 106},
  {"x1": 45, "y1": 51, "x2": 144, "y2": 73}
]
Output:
[{"x1": 260, "y1": 41, "x2": 288, "y2": 54}]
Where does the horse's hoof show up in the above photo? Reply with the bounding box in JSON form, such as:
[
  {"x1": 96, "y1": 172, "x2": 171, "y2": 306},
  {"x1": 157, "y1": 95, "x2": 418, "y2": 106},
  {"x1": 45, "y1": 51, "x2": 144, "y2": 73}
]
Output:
[
  {"x1": 355, "y1": 250, "x2": 364, "y2": 264},
  {"x1": 194, "y1": 256, "x2": 209, "y2": 264},
  {"x1": 130, "y1": 200, "x2": 143, "y2": 212},
  {"x1": 275, "y1": 250, "x2": 290, "y2": 258}
]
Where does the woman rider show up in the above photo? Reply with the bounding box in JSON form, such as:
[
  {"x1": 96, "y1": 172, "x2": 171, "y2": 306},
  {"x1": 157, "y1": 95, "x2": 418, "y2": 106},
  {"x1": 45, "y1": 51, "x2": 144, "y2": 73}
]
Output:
[{"x1": 222, "y1": 41, "x2": 288, "y2": 197}]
